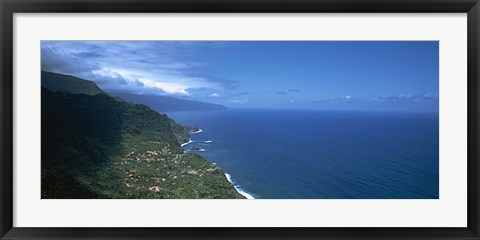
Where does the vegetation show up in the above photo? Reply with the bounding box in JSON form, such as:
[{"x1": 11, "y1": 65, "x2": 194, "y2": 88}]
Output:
[
  {"x1": 41, "y1": 72, "x2": 243, "y2": 199},
  {"x1": 41, "y1": 71, "x2": 104, "y2": 95},
  {"x1": 168, "y1": 118, "x2": 198, "y2": 146}
]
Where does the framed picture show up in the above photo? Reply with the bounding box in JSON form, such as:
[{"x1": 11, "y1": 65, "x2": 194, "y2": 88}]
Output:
[{"x1": 1, "y1": 0, "x2": 479, "y2": 239}]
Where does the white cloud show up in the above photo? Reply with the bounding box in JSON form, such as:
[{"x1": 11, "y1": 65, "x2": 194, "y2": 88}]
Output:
[
  {"x1": 231, "y1": 98, "x2": 249, "y2": 104},
  {"x1": 140, "y1": 78, "x2": 192, "y2": 96},
  {"x1": 320, "y1": 93, "x2": 439, "y2": 104},
  {"x1": 41, "y1": 41, "x2": 234, "y2": 96},
  {"x1": 209, "y1": 93, "x2": 221, "y2": 98}
]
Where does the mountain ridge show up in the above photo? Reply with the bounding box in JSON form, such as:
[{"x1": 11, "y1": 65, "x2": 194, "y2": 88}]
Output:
[
  {"x1": 41, "y1": 71, "x2": 104, "y2": 95},
  {"x1": 113, "y1": 92, "x2": 226, "y2": 113},
  {"x1": 41, "y1": 70, "x2": 226, "y2": 112}
]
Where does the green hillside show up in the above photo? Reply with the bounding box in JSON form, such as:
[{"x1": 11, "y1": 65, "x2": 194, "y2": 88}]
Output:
[
  {"x1": 41, "y1": 72, "x2": 243, "y2": 199},
  {"x1": 41, "y1": 71, "x2": 104, "y2": 95}
]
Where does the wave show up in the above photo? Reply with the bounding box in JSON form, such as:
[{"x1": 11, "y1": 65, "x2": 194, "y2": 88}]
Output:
[
  {"x1": 182, "y1": 129, "x2": 205, "y2": 148},
  {"x1": 191, "y1": 129, "x2": 203, "y2": 134},
  {"x1": 180, "y1": 139, "x2": 192, "y2": 147},
  {"x1": 190, "y1": 148, "x2": 206, "y2": 152},
  {"x1": 205, "y1": 140, "x2": 213, "y2": 143},
  {"x1": 224, "y1": 173, "x2": 255, "y2": 199}
]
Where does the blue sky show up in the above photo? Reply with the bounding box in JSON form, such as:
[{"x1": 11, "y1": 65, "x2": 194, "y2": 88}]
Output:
[{"x1": 41, "y1": 41, "x2": 439, "y2": 111}]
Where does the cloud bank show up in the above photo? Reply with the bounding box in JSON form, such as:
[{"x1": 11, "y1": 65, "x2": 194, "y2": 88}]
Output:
[
  {"x1": 319, "y1": 93, "x2": 439, "y2": 104},
  {"x1": 41, "y1": 41, "x2": 234, "y2": 96}
]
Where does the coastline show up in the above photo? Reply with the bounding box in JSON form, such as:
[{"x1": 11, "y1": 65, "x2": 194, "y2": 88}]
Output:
[
  {"x1": 191, "y1": 129, "x2": 203, "y2": 134},
  {"x1": 181, "y1": 128, "x2": 255, "y2": 199},
  {"x1": 224, "y1": 173, "x2": 255, "y2": 199},
  {"x1": 180, "y1": 128, "x2": 201, "y2": 147},
  {"x1": 180, "y1": 139, "x2": 192, "y2": 147}
]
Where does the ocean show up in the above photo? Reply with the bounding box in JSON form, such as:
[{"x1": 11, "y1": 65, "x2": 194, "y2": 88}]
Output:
[{"x1": 167, "y1": 108, "x2": 439, "y2": 199}]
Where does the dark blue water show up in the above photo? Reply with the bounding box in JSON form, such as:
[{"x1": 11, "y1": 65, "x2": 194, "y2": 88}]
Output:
[{"x1": 168, "y1": 109, "x2": 439, "y2": 199}]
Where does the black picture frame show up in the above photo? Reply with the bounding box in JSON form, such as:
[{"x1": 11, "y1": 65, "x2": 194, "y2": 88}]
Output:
[{"x1": 1, "y1": 0, "x2": 479, "y2": 239}]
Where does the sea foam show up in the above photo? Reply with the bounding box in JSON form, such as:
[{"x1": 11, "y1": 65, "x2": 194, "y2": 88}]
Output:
[
  {"x1": 180, "y1": 139, "x2": 192, "y2": 147},
  {"x1": 225, "y1": 173, "x2": 255, "y2": 199},
  {"x1": 191, "y1": 129, "x2": 203, "y2": 134}
]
